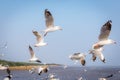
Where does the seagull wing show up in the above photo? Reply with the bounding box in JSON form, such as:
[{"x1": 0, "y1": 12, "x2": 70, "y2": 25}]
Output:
[
  {"x1": 92, "y1": 54, "x2": 97, "y2": 61},
  {"x1": 79, "y1": 54, "x2": 86, "y2": 66},
  {"x1": 97, "y1": 51, "x2": 105, "y2": 63},
  {"x1": 43, "y1": 67, "x2": 48, "y2": 73},
  {"x1": 74, "y1": 53, "x2": 80, "y2": 55},
  {"x1": 6, "y1": 68, "x2": 11, "y2": 75},
  {"x1": 45, "y1": 9, "x2": 54, "y2": 28},
  {"x1": 29, "y1": 45, "x2": 36, "y2": 58},
  {"x1": 33, "y1": 30, "x2": 43, "y2": 43},
  {"x1": 37, "y1": 67, "x2": 42, "y2": 75},
  {"x1": 99, "y1": 20, "x2": 112, "y2": 41},
  {"x1": 80, "y1": 58, "x2": 86, "y2": 66}
]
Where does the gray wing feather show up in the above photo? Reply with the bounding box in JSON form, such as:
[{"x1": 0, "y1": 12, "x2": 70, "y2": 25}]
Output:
[
  {"x1": 92, "y1": 54, "x2": 96, "y2": 61},
  {"x1": 99, "y1": 20, "x2": 112, "y2": 41},
  {"x1": 29, "y1": 45, "x2": 35, "y2": 58},
  {"x1": 45, "y1": 9, "x2": 54, "y2": 28},
  {"x1": 32, "y1": 30, "x2": 42, "y2": 43}
]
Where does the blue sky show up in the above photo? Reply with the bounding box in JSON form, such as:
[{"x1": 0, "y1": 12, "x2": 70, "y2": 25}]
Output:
[{"x1": 0, "y1": 0, "x2": 120, "y2": 66}]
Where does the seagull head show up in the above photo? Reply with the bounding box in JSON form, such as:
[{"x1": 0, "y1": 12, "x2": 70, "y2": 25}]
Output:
[
  {"x1": 107, "y1": 39, "x2": 116, "y2": 44},
  {"x1": 55, "y1": 26, "x2": 62, "y2": 30}
]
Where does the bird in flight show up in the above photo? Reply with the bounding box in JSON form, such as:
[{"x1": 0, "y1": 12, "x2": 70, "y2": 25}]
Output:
[{"x1": 43, "y1": 9, "x2": 62, "y2": 36}]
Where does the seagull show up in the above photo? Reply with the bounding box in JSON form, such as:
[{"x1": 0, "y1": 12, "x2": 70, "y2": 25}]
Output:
[
  {"x1": 42, "y1": 66, "x2": 49, "y2": 73},
  {"x1": 90, "y1": 20, "x2": 116, "y2": 63},
  {"x1": 3, "y1": 68, "x2": 12, "y2": 80},
  {"x1": 29, "y1": 66, "x2": 49, "y2": 75},
  {"x1": 28, "y1": 45, "x2": 41, "y2": 63},
  {"x1": 105, "y1": 74, "x2": 113, "y2": 78},
  {"x1": 69, "y1": 53, "x2": 86, "y2": 66},
  {"x1": 78, "y1": 77, "x2": 83, "y2": 80},
  {"x1": 37, "y1": 66, "x2": 49, "y2": 75},
  {"x1": 29, "y1": 68, "x2": 35, "y2": 74},
  {"x1": 98, "y1": 74, "x2": 113, "y2": 80},
  {"x1": 0, "y1": 42, "x2": 7, "y2": 49},
  {"x1": 89, "y1": 49, "x2": 105, "y2": 63},
  {"x1": 32, "y1": 30, "x2": 47, "y2": 47},
  {"x1": 3, "y1": 42, "x2": 8, "y2": 49},
  {"x1": 98, "y1": 78, "x2": 107, "y2": 80},
  {"x1": 63, "y1": 64, "x2": 68, "y2": 69},
  {"x1": 43, "y1": 9, "x2": 62, "y2": 36},
  {"x1": 92, "y1": 20, "x2": 116, "y2": 49},
  {"x1": 48, "y1": 73, "x2": 60, "y2": 80}
]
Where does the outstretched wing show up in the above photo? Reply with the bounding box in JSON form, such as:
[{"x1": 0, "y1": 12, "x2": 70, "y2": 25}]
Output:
[
  {"x1": 97, "y1": 51, "x2": 105, "y2": 63},
  {"x1": 92, "y1": 54, "x2": 96, "y2": 61},
  {"x1": 99, "y1": 20, "x2": 112, "y2": 41},
  {"x1": 29, "y1": 45, "x2": 35, "y2": 58},
  {"x1": 6, "y1": 68, "x2": 11, "y2": 75},
  {"x1": 32, "y1": 30, "x2": 43, "y2": 43},
  {"x1": 79, "y1": 53, "x2": 86, "y2": 66},
  {"x1": 80, "y1": 58, "x2": 86, "y2": 66},
  {"x1": 45, "y1": 9, "x2": 54, "y2": 28}
]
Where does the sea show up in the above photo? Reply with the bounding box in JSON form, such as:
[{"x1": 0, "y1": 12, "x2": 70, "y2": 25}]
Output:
[{"x1": 0, "y1": 66, "x2": 120, "y2": 80}]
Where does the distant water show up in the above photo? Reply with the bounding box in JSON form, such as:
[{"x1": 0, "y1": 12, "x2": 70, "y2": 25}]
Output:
[{"x1": 0, "y1": 66, "x2": 120, "y2": 80}]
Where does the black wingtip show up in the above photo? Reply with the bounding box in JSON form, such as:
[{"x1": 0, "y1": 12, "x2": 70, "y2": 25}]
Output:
[
  {"x1": 36, "y1": 60, "x2": 42, "y2": 63},
  {"x1": 102, "y1": 58, "x2": 106, "y2": 63},
  {"x1": 29, "y1": 45, "x2": 31, "y2": 48},
  {"x1": 45, "y1": 9, "x2": 52, "y2": 16},
  {"x1": 108, "y1": 20, "x2": 112, "y2": 23},
  {"x1": 45, "y1": 9, "x2": 48, "y2": 11},
  {"x1": 81, "y1": 60, "x2": 86, "y2": 66},
  {"x1": 38, "y1": 71, "x2": 42, "y2": 75},
  {"x1": 105, "y1": 74, "x2": 113, "y2": 78}
]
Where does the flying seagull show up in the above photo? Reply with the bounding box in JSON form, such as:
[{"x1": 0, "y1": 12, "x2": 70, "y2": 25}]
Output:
[
  {"x1": 98, "y1": 78, "x2": 107, "y2": 80},
  {"x1": 32, "y1": 30, "x2": 47, "y2": 47},
  {"x1": 28, "y1": 45, "x2": 41, "y2": 63},
  {"x1": 69, "y1": 53, "x2": 86, "y2": 66},
  {"x1": 29, "y1": 66, "x2": 49, "y2": 75},
  {"x1": 89, "y1": 49, "x2": 105, "y2": 63},
  {"x1": 98, "y1": 74, "x2": 113, "y2": 80},
  {"x1": 37, "y1": 66, "x2": 49, "y2": 75},
  {"x1": 92, "y1": 20, "x2": 116, "y2": 49},
  {"x1": 90, "y1": 20, "x2": 116, "y2": 63},
  {"x1": 48, "y1": 73, "x2": 60, "y2": 80},
  {"x1": 43, "y1": 9, "x2": 62, "y2": 36},
  {"x1": 3, "y1": 68, "x2": 12, "y2": 80}
]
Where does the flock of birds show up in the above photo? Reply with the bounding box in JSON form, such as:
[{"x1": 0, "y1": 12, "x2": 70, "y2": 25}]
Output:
[
  {"x1": 69, "y1": 20, "x2": 116, "y2": 66},
  {"x1": 28, "y1": 9, "x2": 62, "y2": 63},
  {"x1": 0, "y1": 8, "x2": 117, "y2": 80}
]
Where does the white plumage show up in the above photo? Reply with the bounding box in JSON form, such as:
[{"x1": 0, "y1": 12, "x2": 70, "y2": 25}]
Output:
[
  {"x1": 43, "y1": 9, "x2": 62, "y2": 36},
  {"x1": 69, "y1": 53, "x2": 86, "y2": 66},
  {"x1": 28, "y1": 45, "x2": 41, "y2": 63},
  {"x1": 32, "y1": 30, "x2": 47, "y2": 47}
]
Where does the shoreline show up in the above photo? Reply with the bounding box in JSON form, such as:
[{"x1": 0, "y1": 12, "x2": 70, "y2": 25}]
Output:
[{"x1": 9, "y1": 65, "x2": 60, "y2": 70}]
